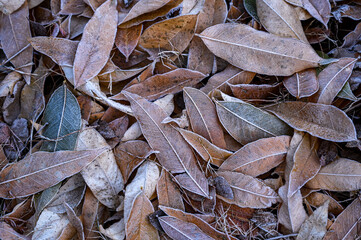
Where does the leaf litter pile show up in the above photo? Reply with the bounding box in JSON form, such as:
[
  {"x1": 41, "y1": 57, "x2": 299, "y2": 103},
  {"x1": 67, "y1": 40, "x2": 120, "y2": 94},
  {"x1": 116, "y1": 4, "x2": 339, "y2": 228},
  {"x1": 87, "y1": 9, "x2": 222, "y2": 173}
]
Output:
[{"x1": 1, "y1": 0, "x2": 361, "y2": 239}]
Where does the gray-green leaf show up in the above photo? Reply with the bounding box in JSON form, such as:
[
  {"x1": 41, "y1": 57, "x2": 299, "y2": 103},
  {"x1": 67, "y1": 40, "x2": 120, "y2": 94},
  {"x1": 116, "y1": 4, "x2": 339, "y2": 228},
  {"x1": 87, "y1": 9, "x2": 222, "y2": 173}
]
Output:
[{"x1": 41, "y1": 85, "x2": 81, "y2": 151}]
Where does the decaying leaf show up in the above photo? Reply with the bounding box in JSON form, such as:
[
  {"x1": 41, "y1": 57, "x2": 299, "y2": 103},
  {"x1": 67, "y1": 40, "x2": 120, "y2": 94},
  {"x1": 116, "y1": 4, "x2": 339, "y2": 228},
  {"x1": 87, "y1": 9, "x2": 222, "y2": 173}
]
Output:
[
  {"x1": 296, "y1": 200, "x2": 329, "y2": 240},
  {"x1": 220, "y1": 136, "x2": 290, "y2": 177},
  {"x1": 159, "y1": 216, "x2": 214, "y2": 240},
  {"x1": 216, "y1": 100, "x2": 292, "y2": 145},
  {"x1": 0, "y1": 2, "x2": 32, "y2": 83},
  {"x1": 283, "y1": 69, "x2": 318, "y2": 99},
  {"x1": 0, "y1": 149, "x2": 105, "y2": 198},
  {"x1": 199, "y1": 23, "x2": 323, "y2": 76},
  {"x1": 324, "y1": 196, "x2": 361, "y2": 240},
  {"x1": 73, "y1": 0, "x2": 117, "y2": 87},
  {"x1": 76, "y1": 127, "x2": 124, "y2": 208},
  {"x1": 157, "y1": 169, "x2": 185, "y2": 211},
  {"x1": 256, "y1": 0, "x2": 308, "y2": 42},
  {"x1": 264, "y1": 101, "x2": 357, "y2": 142},
  {"x1": 115, "y1": 24, "x2": 143, "y2": 61},
  {"x1": 32, "y1": 209, "x2": 69, "y2": 240},
  {"x1": 125, "y1": 92, "x2": 209, "y2": 197},
  {"x1": 217, "y1": 171, "x2": 279, "y2": 208},
  {"x1": 184, "y1": 87, "x2": 226, "y2": 148},
  {"x1": 0, "y1": 0, "x2": 25, "y2": 14},
  {"x1": 127, "y1": 191, "x2": 159, "y2": 240},
  {"x1": 306, "y1": 158, "x2": 361, "y2": 191}
]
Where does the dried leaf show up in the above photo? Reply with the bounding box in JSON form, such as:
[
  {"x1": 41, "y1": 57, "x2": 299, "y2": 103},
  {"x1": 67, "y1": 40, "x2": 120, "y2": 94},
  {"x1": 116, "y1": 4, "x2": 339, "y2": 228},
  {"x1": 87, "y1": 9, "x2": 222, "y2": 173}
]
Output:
[
  {"x1": 216, "y1": 100, "x2": 292, "y2": 145},
  {"x1": 41, "y1": 85, "x2": 81, "y2": 152},
  {"x1": 199, "y1": 23, "x2": 323, "y2": 76},
  {"x1": 296, "y1": 200, "x2": 328, "y2": 240},
  {"x1": 283, "y1": 69, "x2": 318, "y2": 98},
  {"x1": 337, "y1": 82, "x2": 358, "y2": 101},
  {"x1": 220, "y1": 136, "x2": 290, "y2": 177},
  {"x1": 256, "y1": 0, "x2": 308, "y2": 42},
  {"x1": 46, "y1": 174, "x2": 86, "y2": 213},
  {"x1": 229, "y1": 82, "x2": 281, "y2": 100},
  {"x1": 0, "y1": 0, "x2": 25, "y2": 14},
  {"x1": 288, "y1": 134, "x2": 320, "y2": 197},
  {"x1": 64, "y1": 203, "x2": 85, "y2": 240},
  {"x1": 302, "y1": 0, "x2": 331, "y2": 28},
  {"x1": 139, "y1": 15, "x2": 197, "y2": 58},
  {"x1": 81, "y1": 188, "x2": 99, "y2": 239},
  {"x1": 303, "y1": 191, "x2": 343, "y2": 215},
  {"x1": 124, "y1": 161, "x2": 160, "y2": 223},
  {"x1": 342, "y1": 22, "x2": 361, "y2": 49},
  {"x1": 124, "y1": 92, "x2": 209, "y2": 197},
  {"x1": 264, "y1": 101, "x2": 357, "y2": 142},
  {"x1": 73, "y1": 0, "x2": 117, "y2": 87},
  {"x1": 0, "y1": 71, "x2": 22, "y2": 97},
  {"x1": 0, "y1": 2, "x2": 32, "y2": 83},
  {"x1": 201, "y1": 66, "x2": 255, "y2": 94},
  {"x1": 278, "y1": 185, "x2": 308, "y2": 232},
  {"x1": 76, "y1": 127, "x2": 124, "y2": 208},
  {"x1": 59, "y1": 0, "x2": 86, "y2": 15},
  {"x1": 126, "y1": 191, "x2": 159, "y2": 240},
  {"x1": 114, "y1": 140, "x2": 153, "y2": 182},
  {"x1": 306, "y1": 158, "x2": 361, "y2": 191},
  {"x1": 312, "y1": 58, "x2": 357, "y2": 104},
  {"x1": 184, "y1": 87, "x2": 226, "y2": 148},
  {"x1": 160, "y1": 206, "x2": 235, "y2": 240},
  {"x1": 178, "y1": 128, "x2": 232, "y2": 167},
  {"x1": 159, "y1": 216, "x2": 214, "y2": 240},
  {"x1": 217, "y1": 171, "x2": 279, "y2": 208},
  {"x1": 0, "y1": 221, "x2": 29, "y2": 240},
  {"x1": 157, "y1": 169, "x2": 185, "y2": 211},
  {"x1": 123, "y1": 69, "x2": 205, "y2": 101},
  {"x1": 0, "y1": 149, "x2": 104, "y2": 198},
  {"x1": 324, "y1": 197, "x2": 361, "y2": 240},
  {"x1": 115, "y1": 24, "x2": 143, "y2": 61},
  {"x1": 99, "y1": 219, "x2": 125, "y2": 240},
  {"x1": 33, "y1": 209, "x2": 69, "y2": 240}
]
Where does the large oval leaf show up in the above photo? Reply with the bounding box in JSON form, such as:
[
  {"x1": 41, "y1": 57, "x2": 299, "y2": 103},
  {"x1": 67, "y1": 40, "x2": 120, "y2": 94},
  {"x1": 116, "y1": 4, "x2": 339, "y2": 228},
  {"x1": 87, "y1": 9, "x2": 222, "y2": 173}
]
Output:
[
  {"x1": 199, "y1": 23, "x2": 322, "y2": 76},
  {"x1": 264, "y1": 101, "x2": 357, "y2": 142},
  {"x1": 216, "y1": 101, "x2": 292, "y2": 145}
]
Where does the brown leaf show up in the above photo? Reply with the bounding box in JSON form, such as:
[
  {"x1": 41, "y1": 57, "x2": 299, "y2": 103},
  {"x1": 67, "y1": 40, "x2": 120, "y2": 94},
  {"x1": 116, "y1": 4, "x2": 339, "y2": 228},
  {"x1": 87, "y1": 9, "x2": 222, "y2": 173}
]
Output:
[
  {"x1": 199, "y1": 23, "x2": 323, "y2": 76},
  {"x1": 278, "y1": 185, "x2": 308, "y2": 232},
  {"x1": 64, "y1": 203, "x2": 85, "y2": 240},
  {"x1": 288, "y1": 134, "x2": 320, "y2": 196},
  {"x1": 283, "y1": 69, "x2": 318, "y2": 99},
  {"x1": 0, "y1": 222, "x2": 30, "y2": 240},
  {"x1": 312, "y1": 58, "x2": 358, "y2": 105},
  {"x1": 118, "y1": 0, "x2": 181, "y2": 27},
  {"x1": 306, "y1": 158, "x2": 361, "y2": 191},
  {"x1": 216, "y1": 100, "x2": 292, "y2": 145},
  {"x1": 256, "y1": 0, "x2": 308, "y2": 42},
  {"x1": 264, "y1": 101, "x2": 357, "y2": 142},
  {"x1": 59, "y1": 0, "x2": 86, "y2": 15},
  {"x1": 73, "y1": 0, "x2": 117, "y2": 87},
  {"x1": 217, "y1": 171, "x2": 279, "y2": 208},
  {"x1": 0, "y1": 0, "x2": 25, "y2": 14},
  {"x1": 201, "y1": 66, "x2": 255, "y2": 94},
  {"x1": 160, "y1": 206, "x2": 236, "y2": 240},
  {"x1": 139, "y1": 15, "x2": 197, "y2": 58},
  {"x1": 122, "y1": 69, "x2": 205, "y2": 101},
  {"x1": 159, "y1": 216, "x2": 214, "y2": 240},
  {"x1": 157, "y1": 169, "x2": 185, "y2": 211},
  {"x1": 342, "y1": 22, "x2": 361, "y2": 49},
  {"x1": 114, "y1": 140, "x2": 153, "y2": 182},
  {"x1": 303, "y1": 191, "x2": 343, "y2": 216},
  {"x1": 229, "y1": 82, "x2": 281, "y2": 100},
  {"x1": 29, "y1": 37, "x2": 79, "y2": 67},
  {"x1": 0, "y1": 149, "x2": 105, "y2": 199},
  {"x1": 323, "y1": 196, "x2": 361, "y2": 240},
  {"x1": 124, "y1": 92, "x2": 209, "y2": 197},
  {"x1": 81, "y1": 188, "x2": 100, "y2": 239},
  {"x1": 0, "y1": 2, "x2": 32, "y2": 84},
  {"x1": 296, "y1": 200, "x2": 328, "y2": 240},
  {"x1": 178, "y1": 128, "x2": 232, "y2": 167},
  {"x1": 126, "y1": 191, "x2": 159, "y2": 240},
  {"x1": 115, "y1": 24, "x2": 143, "y2": 61},
  {"x1": 302, "y1": 0, "x2": 331, "y2": 28},
  {"x1": 219, "y1": 136, "x2": 291, "y2": 177},
  {"x1": 184, "y1": 87, "x2": 226, "y2": 148}
]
